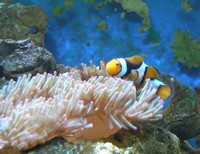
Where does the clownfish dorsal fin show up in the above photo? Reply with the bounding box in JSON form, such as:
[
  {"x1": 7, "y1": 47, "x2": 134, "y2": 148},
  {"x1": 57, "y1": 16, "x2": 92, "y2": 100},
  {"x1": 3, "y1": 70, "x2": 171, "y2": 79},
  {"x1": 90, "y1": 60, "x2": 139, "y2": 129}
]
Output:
[
  {"x1": 157, "y1": 84, "x2": 172, "y2": 100},
  {"x1": 125, "y1": 55, "x2": 144, "y2": 66},
  {"x1": 145, "y1": 66, "x2": 160, "y2": 79},
  {"x1": 130, "y1": 71, "x2": 139, "y2": 81}
]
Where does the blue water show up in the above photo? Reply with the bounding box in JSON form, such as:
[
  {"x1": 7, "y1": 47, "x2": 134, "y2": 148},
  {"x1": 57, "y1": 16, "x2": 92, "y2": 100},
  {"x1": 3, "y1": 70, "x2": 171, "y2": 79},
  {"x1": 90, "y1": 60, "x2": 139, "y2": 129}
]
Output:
[
  {"x1": 13, "y1": 0, "x2": 200, "y2": 90},
  {"x1": 11, "y1": 0, "x2": 200, "y2": 149}
]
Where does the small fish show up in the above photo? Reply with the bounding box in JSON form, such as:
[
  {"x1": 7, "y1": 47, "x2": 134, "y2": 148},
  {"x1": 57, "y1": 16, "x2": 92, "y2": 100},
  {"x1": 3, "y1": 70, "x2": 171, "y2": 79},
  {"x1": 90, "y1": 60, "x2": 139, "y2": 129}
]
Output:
[
  {"x1": 106, "y1": 55, "x2": 172, "y2": 100},
  {"x1": 25, "y1": 26, "x2": 40, "y2": 36}
]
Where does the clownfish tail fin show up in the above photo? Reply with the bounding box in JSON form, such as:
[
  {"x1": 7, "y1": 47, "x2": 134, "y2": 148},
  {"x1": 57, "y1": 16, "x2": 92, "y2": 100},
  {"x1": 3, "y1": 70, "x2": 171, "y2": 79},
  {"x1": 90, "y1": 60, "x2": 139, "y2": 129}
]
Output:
[
  {"x1": 150, "y1": 78, "x2": 172, "y2": 100},
  {"x1": 157, "y1": 84, "x2": 172, "y2": 100}
]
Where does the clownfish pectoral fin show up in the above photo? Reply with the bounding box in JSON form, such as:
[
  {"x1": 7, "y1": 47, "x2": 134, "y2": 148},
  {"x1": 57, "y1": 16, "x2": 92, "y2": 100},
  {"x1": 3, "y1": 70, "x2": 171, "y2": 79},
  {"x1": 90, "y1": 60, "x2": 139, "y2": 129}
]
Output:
[
  {"x1": 157, "y1": 84, "x2": 172, "y2": 100},
  {"x1": 130, "y1": 70, "x2": 139, "y2": 81},
  {"x1": 126, "y1": 55, "x2": 144, "y2": 65},
  {"x1": 145, "y1": 66, "x2": 160, "y2": 79}
]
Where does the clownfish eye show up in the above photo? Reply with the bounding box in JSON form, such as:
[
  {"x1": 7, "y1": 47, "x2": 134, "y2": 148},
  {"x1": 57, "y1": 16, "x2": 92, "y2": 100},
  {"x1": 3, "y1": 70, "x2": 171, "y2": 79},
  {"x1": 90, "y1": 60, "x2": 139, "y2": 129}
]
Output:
[{"x1": 116, "y1": 63, "x2": 120, "y2": 66}]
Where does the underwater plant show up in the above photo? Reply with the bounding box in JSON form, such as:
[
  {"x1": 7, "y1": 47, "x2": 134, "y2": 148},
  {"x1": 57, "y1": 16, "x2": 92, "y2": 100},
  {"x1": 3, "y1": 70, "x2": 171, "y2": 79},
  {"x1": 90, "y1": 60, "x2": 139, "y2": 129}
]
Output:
[
  {"x1": 181, "y1": 0, "x2": 193, "y2": 12},
  {"x1": 96, "y1": 17, "x2": 108, "y2": 30},
  {"x1": 52, "y1": 0, "x2": 74, "y2": 16},
  {"x1": 144, "y1": 27, "x2": 161, "y2": 46},
  {"x1": 51, "y1": 0, "x2": 151, "y2": 32},
  {"x1": 114, "y1": 0, "x2": 150, "y2": 33},
  {"x1": 171, "y1": 29, "x2": 200, "y2": 68},
  {"x1": 0, "y1": 62, "x2": 163, "y2": 153}
]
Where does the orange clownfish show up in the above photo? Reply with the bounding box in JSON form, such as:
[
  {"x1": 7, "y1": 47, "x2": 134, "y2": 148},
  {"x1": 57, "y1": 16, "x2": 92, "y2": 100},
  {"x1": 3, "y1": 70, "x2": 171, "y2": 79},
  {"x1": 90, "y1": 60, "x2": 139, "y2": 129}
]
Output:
[{"x1": 106, "y1": 55, "x2": 172, "y2": 100}]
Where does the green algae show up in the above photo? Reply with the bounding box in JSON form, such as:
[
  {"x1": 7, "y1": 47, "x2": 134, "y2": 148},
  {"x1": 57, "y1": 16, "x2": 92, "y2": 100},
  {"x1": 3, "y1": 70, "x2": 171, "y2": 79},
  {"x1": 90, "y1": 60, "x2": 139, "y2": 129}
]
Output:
[
  {"x1": 52, "y1": 5, "x2": 64, "y2": 16},
  {"x1": 96, "y1": 17, "x2": 108, "y2": 30},
  {"x1": 83, "y1": 0, "x2": 111, "y2": 9},
  {"x1": 144, "y1": 27, "x2": 161, "y2": 45},
  {"x1": 51, "y1": 0, "x2": 151, "y2": 32},
  {"x1": 52, "y1": 0, "x2": 74, "y2": 16},
  {"x1": 64, "y1": 0, "x2": 74, "y2": 9},
  {"x1": 120, "y1": 11, "x2": 126, "y2": 19},
  {"x1": 171, "y1": 29, "x2": 200, "y2": 68},
  {"x1": 0, "y1": 0, "x2": 13, "y2": 5},
  {"x1": 84, "y1": 0, "x2": 151, "y2": 33},
  {"x1": 181, "y1": 0, "x2": 193, "y2": 12},
  {"x1": 115, "y1": 0, "x2": 151, "y2": 33}
]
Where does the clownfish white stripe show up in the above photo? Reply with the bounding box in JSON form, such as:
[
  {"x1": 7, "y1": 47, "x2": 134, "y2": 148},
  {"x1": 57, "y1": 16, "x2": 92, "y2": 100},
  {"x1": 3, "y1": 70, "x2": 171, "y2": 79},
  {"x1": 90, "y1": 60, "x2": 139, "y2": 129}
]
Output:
[
  {"x1": 134, "y1": 62, "x2": 148, "y2": 85},
  {"x1": 150, "y1": 79, "x2": 164, "y2": 88},
  {"x1": 116, "y1": 58, "x2": 127, "y2": 77}
]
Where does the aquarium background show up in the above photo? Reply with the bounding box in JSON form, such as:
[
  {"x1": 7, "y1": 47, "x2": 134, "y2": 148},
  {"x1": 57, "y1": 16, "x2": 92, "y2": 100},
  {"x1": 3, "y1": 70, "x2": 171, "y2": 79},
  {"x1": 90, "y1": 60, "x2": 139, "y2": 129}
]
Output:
[
  {"x1": 13, "y1": 0, "x2": 200, "y2": 90},
  {"x1": 0, "y1": 0, "x2": 196, "y2": 150}
]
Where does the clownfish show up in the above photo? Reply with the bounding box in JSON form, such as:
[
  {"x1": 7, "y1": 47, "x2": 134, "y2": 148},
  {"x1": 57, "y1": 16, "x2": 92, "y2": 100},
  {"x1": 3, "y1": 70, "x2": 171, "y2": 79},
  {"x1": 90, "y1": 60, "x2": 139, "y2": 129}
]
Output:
[{"x1": 105, "y1": 55, "x2": 172, "y2": 100}]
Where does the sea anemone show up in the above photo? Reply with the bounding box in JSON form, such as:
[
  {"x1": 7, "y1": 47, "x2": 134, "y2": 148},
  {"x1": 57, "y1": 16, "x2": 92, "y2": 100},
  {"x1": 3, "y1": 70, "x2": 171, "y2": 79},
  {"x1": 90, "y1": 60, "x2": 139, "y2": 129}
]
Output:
[{"x1": 0, "y1": 61, "x2": 163, "y2": 153}]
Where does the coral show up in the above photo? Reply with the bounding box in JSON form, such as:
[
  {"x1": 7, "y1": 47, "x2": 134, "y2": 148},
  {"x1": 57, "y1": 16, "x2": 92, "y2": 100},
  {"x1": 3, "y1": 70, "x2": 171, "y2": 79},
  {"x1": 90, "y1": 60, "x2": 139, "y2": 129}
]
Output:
[
  {"x1": 171, "y1": 29, "x2": 200, "y2": 68},
  {"x1": 0, "y1": 62, "x2": 163, "y2": 153}
]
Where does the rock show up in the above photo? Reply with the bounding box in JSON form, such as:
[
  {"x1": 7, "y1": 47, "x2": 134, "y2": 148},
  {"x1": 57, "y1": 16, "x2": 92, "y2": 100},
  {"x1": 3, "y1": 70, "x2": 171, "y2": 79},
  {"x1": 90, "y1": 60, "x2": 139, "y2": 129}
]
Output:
[
  {"x1": 157, "y1": 74, "x2": 200, "y2": 140},
  {"x1": 0, "y1": 2, "x2": 48, "y2": 46},
  {"x1": 23, "y1": 124, "x2": 182, "y2": 154},
  {"x1": 0, "y1": 38, "x2": 56, "y2": 79},
  {"x1": 56, "y1": 64, "x2": 71, "y2": 74},
  {"x1": 0, "y1": 0, "x2": 13, "y2": 5},
  {"x1": 0, "y1": 77, "x2": 7, "y2": 89}
]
